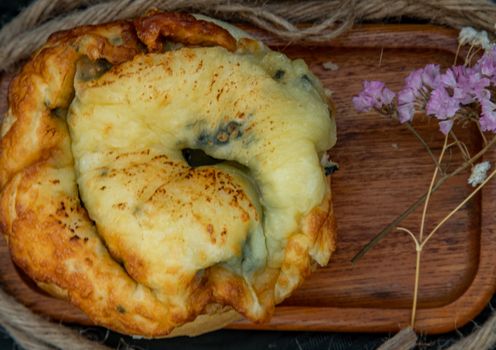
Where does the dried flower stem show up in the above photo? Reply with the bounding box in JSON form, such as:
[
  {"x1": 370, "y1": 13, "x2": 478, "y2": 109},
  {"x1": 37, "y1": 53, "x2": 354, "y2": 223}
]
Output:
[
  {"x1": 405, "y1": 122, "x2": 443, "y2": 173},
  {"x1": 397, "y1": 135, "x2": 448, "y2": 327},
  {"x1": 395, "y1": 226, "x2": 422, "y2": 326},
  {"x1": 415, "y1": 148, "x2": 495, "y2": 327},
  {"x1": 466, "y1": 46, "x2": 483, "y2": 66},
  {"x1": 352, "y1": 134, "x2": 496, "y2": 263},
  {"x1": 396, "y1": 227, "x2": 419, "y2": 246},
  {"x1": 421, "y1": 165, "x2": 496, "y2": 248},
  {"x1": 397, "y1": 134, "x2": 494, "y2": 327},
  {"x1": 465, "y1": 44, "x2": 475, "y2": 66},
  {"x1": 352, "y1": 37, "x2": 496, "y2": 333},
  {"x1": 411, "y1": 246, "x2": 422, "y2": 326},
  {"x1": 406, "y1": 136, "x2": 447, "y2": 327},
  {"x1": 449, "y1": 130, "x2": 471, "y2": 162},
  {"x1": 453, "y1": 43, "x2": 461, "y2": 65},
  {"x1": 419, "y1": 135, "x2": 449, "y2": 241}
]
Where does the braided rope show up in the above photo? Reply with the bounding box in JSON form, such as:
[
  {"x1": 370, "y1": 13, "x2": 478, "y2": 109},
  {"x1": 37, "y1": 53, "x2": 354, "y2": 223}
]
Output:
[{"x1": 1, "y1": 0, "x2": 496, "y2": 72}]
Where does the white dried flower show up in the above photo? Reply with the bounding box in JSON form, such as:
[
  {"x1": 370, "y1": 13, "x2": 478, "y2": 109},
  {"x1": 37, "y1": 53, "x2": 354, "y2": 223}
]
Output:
[
  {"x1": 468, "y1": 161, "x2": 491, "y2": 187},
  {"x1": 458, "y1": 27, "x2": 478, "y2": 46},
  {"x1": 474, "y1": 30, "x2": 492, "y2": 50},
  {"x1": 458, "y1": 27, "x2": 493, "y2": 50},
  {"x1": 322, "y1": 61, "x2": 339, "y2": 71}
]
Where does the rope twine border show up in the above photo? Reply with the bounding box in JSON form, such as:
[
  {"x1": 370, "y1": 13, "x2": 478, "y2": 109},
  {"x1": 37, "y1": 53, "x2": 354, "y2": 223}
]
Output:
[{"x1": 0, "y1": 0, "x2": 495, "y2": 349}]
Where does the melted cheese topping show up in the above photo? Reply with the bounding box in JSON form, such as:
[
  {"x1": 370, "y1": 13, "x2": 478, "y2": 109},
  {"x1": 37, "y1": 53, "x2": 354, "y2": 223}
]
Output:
[{"x1": 68, "y1": 44, "x2": 334, "y2": 311}]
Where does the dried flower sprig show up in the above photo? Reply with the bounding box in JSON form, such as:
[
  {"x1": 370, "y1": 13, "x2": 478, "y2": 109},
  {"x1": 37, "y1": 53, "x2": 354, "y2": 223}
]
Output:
[
  {"x1": 351, "y1": 29, "x2": 496, "y2": 327},
  {"x1": 468, "y1": 160, "x2": 491, "y2": 186},
  {"x1": 458, "y1": 27, "x2": 492, "y2": 50},
  {"x1": 352, "y1": 46, "x2": 496, "y2": 136}
]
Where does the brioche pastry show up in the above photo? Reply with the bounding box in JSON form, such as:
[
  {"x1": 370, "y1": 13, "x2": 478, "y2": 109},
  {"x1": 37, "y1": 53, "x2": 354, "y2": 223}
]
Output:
[{"x1": 0, "y1": 11, "x2": 337, "y2": 337}]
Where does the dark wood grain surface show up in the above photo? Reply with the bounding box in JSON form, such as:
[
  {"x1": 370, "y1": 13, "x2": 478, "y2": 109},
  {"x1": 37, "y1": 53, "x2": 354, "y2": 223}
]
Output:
[{"x1": 0, "y1": 24, "x2": 494, "y2": 335}]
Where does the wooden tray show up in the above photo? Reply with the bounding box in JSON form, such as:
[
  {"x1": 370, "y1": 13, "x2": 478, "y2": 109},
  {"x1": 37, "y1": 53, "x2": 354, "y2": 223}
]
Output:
[{"x1": 0, "y1": 24, "x2": 495, "y2": 335}]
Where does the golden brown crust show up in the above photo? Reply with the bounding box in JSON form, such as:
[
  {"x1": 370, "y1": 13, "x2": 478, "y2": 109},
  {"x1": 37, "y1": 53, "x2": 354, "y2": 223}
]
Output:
[
  {"x1": 134, "y1": 11, "x2": 237, "y2": 52},
  {"x1": 0, "y1": 21, "x2": 141, "y2": 189},
  {"x1": 0, "y1": 11, "x2": 336, "y2": 337},
  {"x1": 0, "y1": 164, "x2": 185, "y2": 336},
  {"x1": 274, "y1": 177, "x2": 335, "y2": 303}
]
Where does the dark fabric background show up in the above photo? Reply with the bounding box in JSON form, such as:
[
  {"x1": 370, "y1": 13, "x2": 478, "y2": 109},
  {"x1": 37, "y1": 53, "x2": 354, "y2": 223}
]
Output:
[{"x1": 1, "y1": 1, "x2": 495, "y2": 349}]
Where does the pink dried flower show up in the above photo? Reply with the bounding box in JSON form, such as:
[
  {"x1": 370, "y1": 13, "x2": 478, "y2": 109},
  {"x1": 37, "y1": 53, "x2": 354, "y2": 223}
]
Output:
[
  {"x1": 440, "y1": 68, "x2": 457, "y2": 89},
  {"x1": 476, "y1": 46, "x2": 496, "y2": 83},
  {"x1": 438, "y1": 119, "x2": 454, "y2": 135},
  {"x1": 380, "y1": 87, "x2": 396, "y2": 106},
  {"x1": 352, "y1": 81, "x2": 395, "y2": 112},
  {"x1": 421, "y1": 64, "x2": 441, "y2": 89},
  {"x1": 353, "y1": 47, "x2": 496, "y2": 136},
  {"x1": 397, "y1": 88, "x2": 416, "y2": 123},
  {"x1": 352, "y1": 93, "x2": 373, "y2": 112},
  {"x1": 397, "y1": 102, "x2": 415, "y2": 123},
  {"x1": 444, "y1": 66, "x2": 491, "y2": 104},
  {"x1": 405, "y1": 68, "x2": 424, "y2": 93},
  {"x1": 426, "y1": 87, "x2": 460, "y2": 120},
  {"x1": 446, "y1": 67, "x2": 472, "y2": 103},
  {"x1": 398, "y1": 88, "x2": 416, "y2": 105}
]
